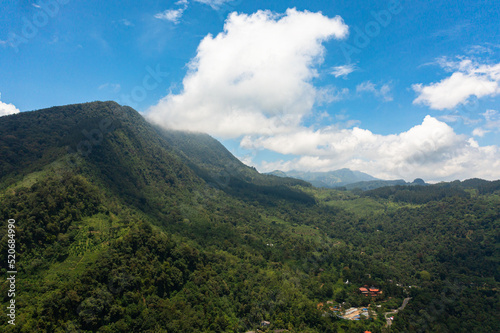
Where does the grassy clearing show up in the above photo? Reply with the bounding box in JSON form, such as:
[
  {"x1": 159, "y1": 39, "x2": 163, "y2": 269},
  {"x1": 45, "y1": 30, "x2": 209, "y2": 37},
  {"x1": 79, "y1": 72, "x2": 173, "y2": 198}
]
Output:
[{"x1": 45, "y1": 212, "x2": 129, "y2": 280}]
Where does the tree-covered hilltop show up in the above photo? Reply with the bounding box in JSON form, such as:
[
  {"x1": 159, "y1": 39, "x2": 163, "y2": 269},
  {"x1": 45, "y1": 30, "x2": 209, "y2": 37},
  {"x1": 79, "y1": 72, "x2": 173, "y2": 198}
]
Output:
[
  {"x1": 0, "y1": 102, "x2": 498, "y2": 332},
  {"x1": 267, "y1": 169, "x2": 378, "y2": 188}
]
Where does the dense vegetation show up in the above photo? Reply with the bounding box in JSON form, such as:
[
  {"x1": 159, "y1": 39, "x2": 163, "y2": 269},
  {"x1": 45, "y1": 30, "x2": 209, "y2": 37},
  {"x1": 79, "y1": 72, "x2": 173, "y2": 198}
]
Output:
[{"x1": 0, "y1": 102, "x2": 498, "y2": 332}]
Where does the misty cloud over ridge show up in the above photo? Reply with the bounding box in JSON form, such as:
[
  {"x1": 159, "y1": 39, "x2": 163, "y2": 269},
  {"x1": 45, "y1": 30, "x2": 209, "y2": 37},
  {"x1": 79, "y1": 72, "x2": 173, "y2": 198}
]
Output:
[{"x1": 147, "y1": 9, "x2": 500, "y2": 181}]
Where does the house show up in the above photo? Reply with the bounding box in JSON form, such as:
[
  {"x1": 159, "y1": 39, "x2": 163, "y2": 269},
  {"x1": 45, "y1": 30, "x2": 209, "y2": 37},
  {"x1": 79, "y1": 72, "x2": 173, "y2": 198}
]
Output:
[
  {"x1": 344, "y1": 307, "x2": 358, "y2": 316},
  {"x1": 368, "y1": 286, "x2": 382, "y2": 296},
  {"x1": 359, "y1": 285, "x2": 382, "y2": 297},
  {"x1": 359, "y1": 287, "x2": 369, "y2": 295},
  {"x1": 261, "y1": 320, "x2": 271, "y2": 327}
]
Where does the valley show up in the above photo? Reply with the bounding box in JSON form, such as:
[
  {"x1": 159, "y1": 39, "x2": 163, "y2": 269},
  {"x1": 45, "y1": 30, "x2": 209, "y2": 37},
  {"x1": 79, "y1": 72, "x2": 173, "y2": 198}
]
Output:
[{"x1": 0, "y1": 102, "x2": 498, "y2": 332}]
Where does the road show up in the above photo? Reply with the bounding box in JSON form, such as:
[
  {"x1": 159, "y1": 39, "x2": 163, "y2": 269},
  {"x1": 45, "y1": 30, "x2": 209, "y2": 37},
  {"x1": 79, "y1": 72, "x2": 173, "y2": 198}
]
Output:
[{"x1": 385, "y1": 297, "x2": 411, "y2": 327}]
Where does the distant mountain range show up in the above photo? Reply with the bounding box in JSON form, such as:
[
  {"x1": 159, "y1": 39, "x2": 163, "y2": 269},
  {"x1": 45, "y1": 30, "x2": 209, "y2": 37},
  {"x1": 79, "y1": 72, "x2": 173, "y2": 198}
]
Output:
[{"x1": 267, "y1": 169, "x2": 426, "y2": 190}]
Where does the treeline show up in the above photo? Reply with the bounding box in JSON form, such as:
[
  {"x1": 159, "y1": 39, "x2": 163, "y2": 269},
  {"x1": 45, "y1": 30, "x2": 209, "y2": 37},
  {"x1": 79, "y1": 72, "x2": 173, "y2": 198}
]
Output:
[
  {"x1": 362, "y1": 184, "x2": 470, "y2": 204},
  {"x1": 0, "y1": 173, "x2": 102, "y2": 263},
  {"x1": 1, "y1": 169, "x2": 498, "y2": 332}
]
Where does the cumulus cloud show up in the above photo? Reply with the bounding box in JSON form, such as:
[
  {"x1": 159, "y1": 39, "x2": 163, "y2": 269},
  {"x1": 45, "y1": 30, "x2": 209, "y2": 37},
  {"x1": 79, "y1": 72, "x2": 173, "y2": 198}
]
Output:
[
  {"x1": 331, "y1": 63, "x2": 357, "y2": 78},
  {"x1": 147, "y1": 10, "x2": 500, "y2": 181},
  {"x1": 0, "y1": 94, "x2": 20, "y2": 117},
  {"x1": 356, "y1": 81, "x2": 392, "y2": 101},
  {"x1": 413, "y1": 58, "x2": 500, "y2": 110},
  {"x1": 147, "y1": 9, "x2": 349, "y2": 137},
  {"x1": 246, "y1": 116, "x2": 500, "y2": 182}
]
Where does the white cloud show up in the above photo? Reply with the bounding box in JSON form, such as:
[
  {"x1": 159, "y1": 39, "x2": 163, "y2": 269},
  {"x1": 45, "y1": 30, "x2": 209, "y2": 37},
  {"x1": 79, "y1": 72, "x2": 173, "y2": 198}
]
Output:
[
  {"x1": 0, "y1": 93, "x2": 20, "y2": 117},
  {"x1": 482, "y1": 109, "x2": 500, "y2": 128},
  {"x1": 194, "y1": 0, "x2": 232, "y2": 9},
  {"x1": 472, "y1": 127, "x2": 489, "y2": 137},
  {"x1": 413, "y1": 58, "x2": 500, "y2": 110},
  {"x1": 472, "y1": 109, "x2": 500, "y2": 137},
  {"x1": 331, "y1": 63, "x2": 357, "y2": 78},
  {"x1": 247, "y1": 116, "x2": 500, "y2": 182},
  {"x1": 154, "y1": 6, "x2": 186, "y2": 24},
  {"x1": 99, "y1": 83, "x2": 121, "y2": 93},
  {"x1": 147, "y1": 11, "x2": 500, "y2": 182},
  {"x1": 154, "y1": 0, "x2": 234, "y2": 25},
  {"x1": 466, "y1": 45, "x2": 493, "y2": 55},
  {"x1": 120, "y1": 19, "x2": 134, "y2": 27},
  {"x1": 437, "y1": 113, "x2": 481, "y2": 126},
  {"x1": 316, "y1": 86, "x2": 349, "y2": 105},
  {"x1": 356, "y1": 81, "x2": 392, "y2": 101},
  {"x1": 147, "y1": 9, "x2": 349, "y2": 138}
]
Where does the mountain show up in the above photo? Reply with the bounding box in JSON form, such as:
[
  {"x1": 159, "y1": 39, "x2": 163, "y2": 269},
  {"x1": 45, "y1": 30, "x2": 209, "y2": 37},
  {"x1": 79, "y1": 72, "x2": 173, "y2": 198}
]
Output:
[
  {"x1": 0, "y1": 102, "x2": 498, "y2": 332},
  {"x1": 0, "y1": 101, "x2": 311, "y2": 205},
  {"x1": 268, "y1": 169, "x2": 429, "y2": 190},
  {"x1": 268, "y1": 168, "x2": 378, "y2": 187},
  {"x1": 338, "y1": 179, "x2": 407, "y2": 191},
  {"x1": 154, "y1": 128, "x2": 314, "y2": 204}
]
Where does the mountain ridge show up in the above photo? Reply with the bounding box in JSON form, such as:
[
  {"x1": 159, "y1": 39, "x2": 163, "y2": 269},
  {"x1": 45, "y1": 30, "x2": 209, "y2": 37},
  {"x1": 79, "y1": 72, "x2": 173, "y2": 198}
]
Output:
[
  {"x1": 267, "y1": 169, "x2": 428, "y2": 190},
  {"x1": 267, "y1": 168, "x2": 378, "y2": 187},
  {"x1": 0, "y1": 101, "x2": 498, "y2": 332}
]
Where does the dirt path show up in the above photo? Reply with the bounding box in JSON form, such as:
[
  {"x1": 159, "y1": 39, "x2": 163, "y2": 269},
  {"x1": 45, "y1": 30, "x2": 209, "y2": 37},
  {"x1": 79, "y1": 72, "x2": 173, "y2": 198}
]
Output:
[{"x1": 385, "y1": 297, "x2": 411, "y2": 327}]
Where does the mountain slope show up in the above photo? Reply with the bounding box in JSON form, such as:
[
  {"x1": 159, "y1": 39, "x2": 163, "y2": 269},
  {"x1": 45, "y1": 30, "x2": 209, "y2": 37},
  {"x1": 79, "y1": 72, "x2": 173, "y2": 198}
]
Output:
[
  {"x1": 0, "y1": 102, "x2": 324, "y2": 331},
  {"x1": 0, "y1": 102, "x2": 498, "y2": 332},
  {"x1": 269, "y1": 168, "x2": 378, "y2": 187},
  {"x1": 0, "y1": 101, "x2": 312, "y2": 205},
  {"x1": 154, "y1": 127, "x2": 314, "y2": 204},
  {"x1": 269, "y1": 169, "x2": 430, "y2": 190}
]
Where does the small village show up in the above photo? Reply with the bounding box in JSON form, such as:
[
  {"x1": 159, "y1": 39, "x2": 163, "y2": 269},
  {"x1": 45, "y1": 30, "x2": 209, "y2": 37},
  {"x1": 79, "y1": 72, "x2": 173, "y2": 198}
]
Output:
[
  {"x1": 316, "y1": 285, "x2": 383, "y2": 321},
  {"x1": 245, "y1": 284, "x2": 407, "y2": 332}
]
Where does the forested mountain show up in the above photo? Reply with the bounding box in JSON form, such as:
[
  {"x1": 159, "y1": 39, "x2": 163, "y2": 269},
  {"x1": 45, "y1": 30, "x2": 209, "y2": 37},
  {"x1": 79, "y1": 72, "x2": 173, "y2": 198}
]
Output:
[
  {"x1": 268, "y1": 169, "x2": 427, "y2": 190},
  {"x1": 268, "y1": 169, "x2": 378, "y2": 188},
  {"x1": 0, "y1": 102, "x2": 498, "y2": 332}
]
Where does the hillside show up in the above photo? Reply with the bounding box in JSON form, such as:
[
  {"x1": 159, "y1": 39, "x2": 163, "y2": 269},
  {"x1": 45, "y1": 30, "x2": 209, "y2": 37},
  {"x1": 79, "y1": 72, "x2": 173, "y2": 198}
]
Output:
[
  {"x1": 339, "y1": 178, "x2": 427, "y2": 191},
  {"x1": 0, "y1": 102, "x2": 498, "y2": 333},
  {"x1": 268, "y1": 170, "x2": 431, "y2": 191},
  {"x1": 268, "y1": 169, "x2": 378, "y2": 188}
]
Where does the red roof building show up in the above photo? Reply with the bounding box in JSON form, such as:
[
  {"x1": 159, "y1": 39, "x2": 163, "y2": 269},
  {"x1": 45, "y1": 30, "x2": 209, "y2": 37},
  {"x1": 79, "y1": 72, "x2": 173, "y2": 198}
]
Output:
[{"x1": 359, "y1": 285, "x2": 382, "y2": 297}]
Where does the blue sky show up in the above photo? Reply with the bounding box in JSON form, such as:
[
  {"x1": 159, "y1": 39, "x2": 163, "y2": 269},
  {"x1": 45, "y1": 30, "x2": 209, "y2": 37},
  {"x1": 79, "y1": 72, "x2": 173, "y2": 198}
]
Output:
[{"x1": 1, "y1": 0, "x2": 499, "y2": 181}]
